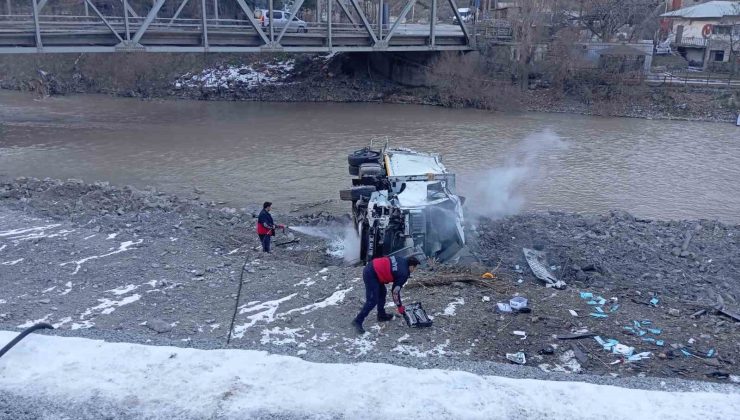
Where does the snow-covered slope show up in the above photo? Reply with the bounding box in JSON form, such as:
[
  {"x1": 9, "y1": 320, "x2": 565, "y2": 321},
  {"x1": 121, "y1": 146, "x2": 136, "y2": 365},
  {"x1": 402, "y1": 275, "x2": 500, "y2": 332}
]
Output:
[{"x1": 0, "y1": 331, "x2": 737, "y2": 419}]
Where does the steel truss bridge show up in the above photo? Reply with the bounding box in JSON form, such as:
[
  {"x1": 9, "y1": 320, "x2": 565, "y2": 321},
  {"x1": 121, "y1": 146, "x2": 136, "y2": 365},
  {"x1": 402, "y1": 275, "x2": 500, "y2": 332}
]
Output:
[{"x1": 0, "y1": 0, "x2": 472, "y2": 54}]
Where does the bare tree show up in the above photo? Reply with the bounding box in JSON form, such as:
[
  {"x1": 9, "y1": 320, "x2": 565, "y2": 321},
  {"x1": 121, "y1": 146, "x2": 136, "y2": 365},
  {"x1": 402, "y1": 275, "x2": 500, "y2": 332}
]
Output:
[
  {"x1": 576, "y1": 0, "x2": 661, "y2": 42},
  {"x1": 508, "y1": 0, "x2": 552, "y2": 91}
]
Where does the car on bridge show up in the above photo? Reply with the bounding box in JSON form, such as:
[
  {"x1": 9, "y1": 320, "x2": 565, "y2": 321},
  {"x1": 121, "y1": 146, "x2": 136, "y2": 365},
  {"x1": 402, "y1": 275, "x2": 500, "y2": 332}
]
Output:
[{"x1": 262, "y1": 10, "x2": 309, "y2": 33}]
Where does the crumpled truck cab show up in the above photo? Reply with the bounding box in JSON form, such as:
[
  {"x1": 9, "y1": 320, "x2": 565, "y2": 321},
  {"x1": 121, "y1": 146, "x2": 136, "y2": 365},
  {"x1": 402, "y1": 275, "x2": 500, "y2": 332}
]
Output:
[{"x1": 340, "y1": 146, "x2": 465, "y2": 263}]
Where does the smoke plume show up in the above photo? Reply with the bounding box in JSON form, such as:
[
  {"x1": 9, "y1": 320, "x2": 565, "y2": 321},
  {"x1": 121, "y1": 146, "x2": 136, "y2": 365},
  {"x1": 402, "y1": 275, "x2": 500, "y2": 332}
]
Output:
[{"x1": 461, "y1": 130, "x2": 567, "y2": 220}]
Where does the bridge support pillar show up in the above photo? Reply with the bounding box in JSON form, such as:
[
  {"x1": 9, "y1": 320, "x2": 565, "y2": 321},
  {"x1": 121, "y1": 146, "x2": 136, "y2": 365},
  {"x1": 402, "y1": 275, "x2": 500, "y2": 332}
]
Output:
[{"x1": 361, "y1": 52, "x2": 439, "y2": 87}]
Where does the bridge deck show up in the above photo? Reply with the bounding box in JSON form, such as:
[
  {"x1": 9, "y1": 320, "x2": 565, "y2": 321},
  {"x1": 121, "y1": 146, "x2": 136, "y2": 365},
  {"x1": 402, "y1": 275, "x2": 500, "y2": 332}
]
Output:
[{"x1": 0, "y1": 0, "x2": 473, "y2": 54}]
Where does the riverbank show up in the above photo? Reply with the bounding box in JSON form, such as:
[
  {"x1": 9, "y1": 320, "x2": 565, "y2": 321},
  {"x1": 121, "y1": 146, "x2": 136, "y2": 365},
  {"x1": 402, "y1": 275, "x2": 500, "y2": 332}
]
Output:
[
  {"x1": 1, "y1": 178, "x2": 738, "y2": 386},
  {"x1": 1, "y1": 52, "x2": 738, "y2": 124}
]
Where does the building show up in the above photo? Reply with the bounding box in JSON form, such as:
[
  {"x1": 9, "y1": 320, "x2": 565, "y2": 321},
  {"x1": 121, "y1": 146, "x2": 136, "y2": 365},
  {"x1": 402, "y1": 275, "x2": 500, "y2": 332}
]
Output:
[{"x1": 661, "y1": 1, "x2": 740, "y2": 69}]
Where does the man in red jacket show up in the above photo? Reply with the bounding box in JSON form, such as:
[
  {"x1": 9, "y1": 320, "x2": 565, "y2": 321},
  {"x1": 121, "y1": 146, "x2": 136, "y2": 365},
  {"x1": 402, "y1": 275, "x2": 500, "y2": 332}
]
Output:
[
  {"x1": 351, "y1": 255, "x2": 420, "y2": 334},
  {"x1": 256, "y1": 202, "x2": 284, "y2": 253}
]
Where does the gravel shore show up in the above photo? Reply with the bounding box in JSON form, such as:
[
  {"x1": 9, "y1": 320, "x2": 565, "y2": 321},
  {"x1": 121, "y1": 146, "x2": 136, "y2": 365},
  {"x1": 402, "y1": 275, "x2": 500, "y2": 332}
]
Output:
[{"x1": 1, "y1": 177, "x2": 738, "y2": 392}]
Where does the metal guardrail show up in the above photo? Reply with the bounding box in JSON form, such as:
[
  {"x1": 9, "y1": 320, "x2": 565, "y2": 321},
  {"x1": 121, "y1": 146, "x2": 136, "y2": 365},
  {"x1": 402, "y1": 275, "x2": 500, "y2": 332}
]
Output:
[{"x1": 647, "y1": 72, "x2": 740, "y2": 88}]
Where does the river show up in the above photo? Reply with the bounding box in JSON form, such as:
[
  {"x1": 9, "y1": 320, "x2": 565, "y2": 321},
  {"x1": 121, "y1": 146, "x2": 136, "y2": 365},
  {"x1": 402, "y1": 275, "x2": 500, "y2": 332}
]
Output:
[{"x1": 1, "y1": 90, "x2": 739, "y2": 223}]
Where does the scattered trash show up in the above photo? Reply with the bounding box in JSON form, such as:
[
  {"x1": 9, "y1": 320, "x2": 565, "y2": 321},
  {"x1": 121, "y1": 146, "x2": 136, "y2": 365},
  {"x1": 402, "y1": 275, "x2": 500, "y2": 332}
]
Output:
[
  {"x1": 706, "y1": 371, "x2": 730, "y2": 380},
  {"x1": 506, "y1": 351, "x2": 527, "y2": 365},
  {"x1": 513, "y1": 265, "x2": 523, "y2": 274},
  {"x1": 650, "y1": 297, "x2": 660, "y2": 306},
  {"x1": 609, "y1": 304, "x2": 620, "y2": 313},
  {"x1": 517, "y1": 278, "x2": 524, "y2": 284},
  {"x1": 512, "y1": 331, "x2": 527, "y2": 340},
  {"x1": 690, "y1": 309, "x2": 707, "y2": 319},
  {"x1": 482, "y1": 296, "x2": 491, "y2": 302},
  {"x1": 579, "y1": 292, "x2": 593, "y2": 299},
  {"x1": 538, "y1": 346, "x2": 555, "y2": 355},
  {"x1": 613, "y1": 344, "x2": 635, "y2": 357},
  {"x1": 568, "y1": 309, "x2": 579, "y2": 317},
  {"x1": 594, "y1": 307, "x2": 604, "y2": 313},
  {"x1": 481, "y1": 272, "x2": 495, "y2": 279},
  {"x1": 496, "y1": 302, "x2": 513, "y2": 313},
  {"x1": 688, "y1": 338, "x2": 695, "y2": 344},
  {"x1": 589, "y1": 313, "x2": 608, "y2": 318},
  {"x1": 557, "y1": 332, "x2": 596, "y2": 340},
  {"x1": 509, "y1": 296, "x2": 528, "y2": 311},
  {"x1": 571, "y1": 344, "x2": 589, "y2": 364},
  {"x1": 522, "y1": 248, "x2": 566, "y2": 289},
  {"x1": 627, "y1": 352, "x2": 652, "y2": 362},
  {"x1": 668, "y1": 308, "x2": 680, "y2": 317},
  {"x1": 716, "y1": 306, "x2": 740, "y2": 322},
  {"x1": 647, "y1": 328, "x2": 662, "y2": 335},
  {"x1": 656, "y1": 340, "x2": 665, "y2": 346}
]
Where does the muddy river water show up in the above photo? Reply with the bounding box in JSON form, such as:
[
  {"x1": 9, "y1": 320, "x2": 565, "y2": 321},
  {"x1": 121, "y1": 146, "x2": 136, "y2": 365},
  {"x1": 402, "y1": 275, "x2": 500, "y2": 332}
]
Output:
[{"x1": 1, "y1": 90, "x2": 739, "y2": 223}]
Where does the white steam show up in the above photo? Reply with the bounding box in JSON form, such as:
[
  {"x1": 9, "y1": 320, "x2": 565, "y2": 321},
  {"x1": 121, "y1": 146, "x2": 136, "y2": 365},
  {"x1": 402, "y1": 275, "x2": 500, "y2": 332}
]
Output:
[
  {"x1": 289, "y1": 224, "x2": 361, "y2": 264},
  {"x1": 461, "y1": 130, "x2": 567, "y2": 219}
]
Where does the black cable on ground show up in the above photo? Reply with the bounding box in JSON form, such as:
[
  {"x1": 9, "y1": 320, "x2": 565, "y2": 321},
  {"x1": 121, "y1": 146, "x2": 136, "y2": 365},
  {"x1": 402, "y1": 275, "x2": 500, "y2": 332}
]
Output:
[
  {"x1": 0, "y1": 323, "x2": 54, "y2": 360},
  {"x1": 226, "y1": 251, "x2": 251, "y2": 346}
]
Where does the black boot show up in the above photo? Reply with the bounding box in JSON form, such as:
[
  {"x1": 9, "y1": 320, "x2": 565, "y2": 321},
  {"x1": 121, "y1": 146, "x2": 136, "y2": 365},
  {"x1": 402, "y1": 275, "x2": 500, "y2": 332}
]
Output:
[
  {"x1": 377, "y1": 313, "x2": 394, "y2": 322},
  {"x1": 351, "y1": 319, "x2": 366, "y2": 334}
]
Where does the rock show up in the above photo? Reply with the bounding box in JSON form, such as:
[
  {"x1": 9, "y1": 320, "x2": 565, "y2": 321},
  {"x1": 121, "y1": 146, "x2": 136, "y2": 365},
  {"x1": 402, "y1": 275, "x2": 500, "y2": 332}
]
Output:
[
  {"x1": 37, "y1": 299, "x2": 51, "y2": 304},
  {"x1": 452, "y1": 282, "x2": 467, "y2": 288},
  {"x1": 668, "y1": 308, "x2": 681, "y2": 317},
  {"x1": 192, "y1": 269, "x2": 205, "y2": 277},
  {"x1": 671, "y1": 247, "x2": 681, "y2": 256},
  {"x1": 146, "y1": 319, "x2": 172, "y2": 333}
]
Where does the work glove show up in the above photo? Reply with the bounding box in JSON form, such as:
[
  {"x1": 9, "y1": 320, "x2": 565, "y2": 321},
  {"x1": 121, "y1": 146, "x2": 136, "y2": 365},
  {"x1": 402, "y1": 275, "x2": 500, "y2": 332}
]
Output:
[{"x1": 397, "y1": 305, "x2": 405, "y2": 315}]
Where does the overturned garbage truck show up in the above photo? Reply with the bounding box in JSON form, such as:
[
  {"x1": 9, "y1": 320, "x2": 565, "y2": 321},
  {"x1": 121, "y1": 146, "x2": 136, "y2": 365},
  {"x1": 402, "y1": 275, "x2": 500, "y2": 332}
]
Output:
[{"x1": 340, "y1": 145, "x2": 465, "y2": 264}]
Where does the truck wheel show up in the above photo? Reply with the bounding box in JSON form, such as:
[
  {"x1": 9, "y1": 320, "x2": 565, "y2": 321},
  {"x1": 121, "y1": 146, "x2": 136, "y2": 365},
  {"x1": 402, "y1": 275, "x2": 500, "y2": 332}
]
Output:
[
  {"x1": 339, "y1": 186, "x2": 376, "y2": 201},
  {"x1": 349, "y1": 164, "x2": 359, "y2": 176},
  {"x1": 348, "y1": 149, "x2": 381, "y2": 167},
  {"x1": 359, "y1": 162, "x2": 383, "y2": 178}
]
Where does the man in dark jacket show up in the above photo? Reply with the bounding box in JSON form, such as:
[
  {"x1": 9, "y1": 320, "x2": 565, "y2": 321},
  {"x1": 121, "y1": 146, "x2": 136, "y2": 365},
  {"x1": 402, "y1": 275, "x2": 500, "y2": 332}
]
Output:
[
  {"x1": 256, "y1": 202, "x2": 284, "y2": 253},
  {"x1": 352, "y1": 255, "x2": 420, "y2": 334}
]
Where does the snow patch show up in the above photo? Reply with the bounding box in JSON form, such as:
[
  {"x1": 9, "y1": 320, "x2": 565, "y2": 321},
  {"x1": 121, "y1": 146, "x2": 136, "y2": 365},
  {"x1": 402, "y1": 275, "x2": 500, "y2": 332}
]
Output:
[
  {"x1": 342, "y1": 334, "x2": 377, "y2": 357},
  {"x1": 1, "y1": 258, "x2": 23, "y2": 266},
  {"x1": 281, "y1": 287, "x2": 352, "y2": 316},
  {"x1": 176, "y1": 60, "x2": 295, "y2": 90},
  {"x1": 60, "y1": 239, "x2": 143, "y2": 274},
  {"x1": 80, "y1": 294, "x2": 141, "y2": 319},
  {"x1": 17, "y1": 314, "x2": 52, "y2": 329},
  {"x1": 232, "y1": 294, "x2": 297, "y2": 338},
  {"x1": 0, "y1": 332, "x2": 737, "y2": 419},
  {"x1": 442, "y1": 298, "x2": 465, "y2": 316},
  {"x1": 260, "y1": 327, "x2": 305, "y2": 345},
  {"x1": 106, "y1": 233, "x2": 119, "y2": 240},
  {"x1": 392, "y1": 339, "x2": 453, "y2": 358},
  {"x1": 106, "y1": 284, "x2": 139, "y2": 295},
  {"x1": 293, "y1": 277, "x2": 316, "y2": 287},
  {"x1": 59, "y1": 281, "x2": 73, "y2": 296}
]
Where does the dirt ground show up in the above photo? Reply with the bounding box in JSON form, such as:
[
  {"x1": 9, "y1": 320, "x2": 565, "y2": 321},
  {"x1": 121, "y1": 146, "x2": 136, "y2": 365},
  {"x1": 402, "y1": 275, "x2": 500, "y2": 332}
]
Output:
[{"x1": 0, "y1": 178, "x2": 738, "y2": 387}]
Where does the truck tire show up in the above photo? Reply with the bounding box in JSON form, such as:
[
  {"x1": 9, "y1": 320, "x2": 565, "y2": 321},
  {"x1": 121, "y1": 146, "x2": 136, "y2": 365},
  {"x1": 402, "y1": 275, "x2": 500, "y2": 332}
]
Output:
[
  {"x1": 348, "y1": 149, "x2": 381, "y2": 167},
  {"x1": 349, "y1": 165, "x2": 360, "y2": 176},
  {"x1": 339, "y1": 186, "x2": 376, "y2": 201},
  {"x1": 359, "y1": 162, "x2": 383, "y2": 178}
]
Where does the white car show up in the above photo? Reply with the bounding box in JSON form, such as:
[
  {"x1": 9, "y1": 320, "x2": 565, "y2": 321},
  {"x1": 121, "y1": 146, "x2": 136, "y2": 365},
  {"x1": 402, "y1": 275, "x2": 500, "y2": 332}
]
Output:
[
  {"x1": 262, "y1": 10, "x2": 308, "y2": 33},
  {"x1": 452, "y1": 8, "x2": 473, "y2": 24}
]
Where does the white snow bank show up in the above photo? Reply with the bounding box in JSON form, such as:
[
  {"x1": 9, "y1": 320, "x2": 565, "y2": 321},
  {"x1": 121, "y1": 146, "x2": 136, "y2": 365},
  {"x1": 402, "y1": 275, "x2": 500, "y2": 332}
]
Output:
[
  {"x1": 0, "y1": 332, "x2": 737, "y2": 420},
  {"x1": 175, "y1": 60, "x2": 295, "y2": 90}
]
